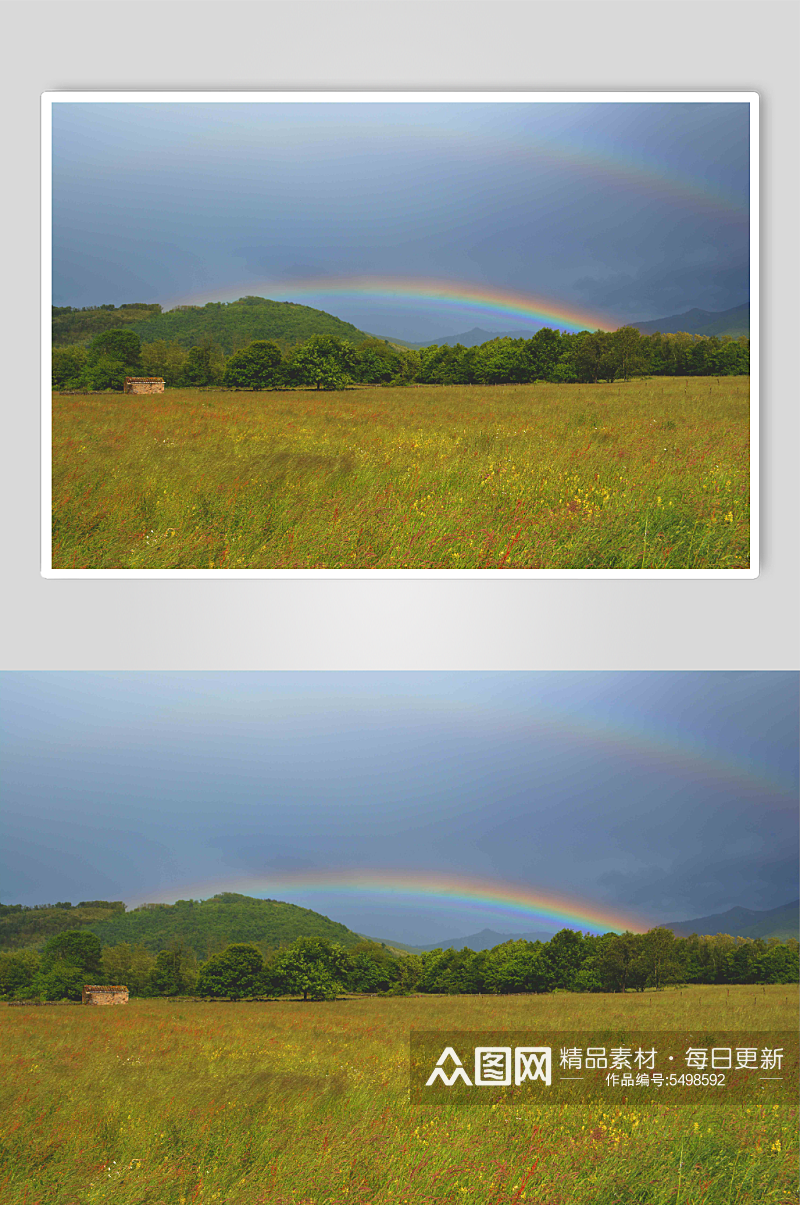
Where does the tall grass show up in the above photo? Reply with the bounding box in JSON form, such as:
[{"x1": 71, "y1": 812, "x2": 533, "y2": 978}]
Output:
[
  {"x1": 2, "y1": 985, "x2": 794, "y2": 1203},
  {"x1": 51, "y1": 378, "x2": 750, "y2": 569}
]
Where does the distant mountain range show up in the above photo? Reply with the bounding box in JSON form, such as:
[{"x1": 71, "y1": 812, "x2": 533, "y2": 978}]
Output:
[
  {"x1": 374, "y1": 304, "x2": 750, "y2": 349},
  {"x1": 390, "y1": 327, "x2": 543, "y2": 350},
  {"x1": 629, "y1": 303, "x2": 750, "y2": 338},
  {"x1": 381, "y1": 899, "x2": 797, "y2": 952},
  {"x1": 394, "y1": 304, "x2": 751, "y2": 348},
  {"x1": 664, "y1": 899, "x2": 798, "y2": 941},
  {"x1": 372, "y1": 928, "x2": 557, "y2": 953}
]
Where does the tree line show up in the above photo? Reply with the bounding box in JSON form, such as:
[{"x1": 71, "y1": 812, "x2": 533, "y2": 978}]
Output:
[
  {"x1": 2, "y1": 925, "x2": 795, "y2": 1003},
  {"x1": 52, "y1": 324, "x2": 750, "y2": 394}
]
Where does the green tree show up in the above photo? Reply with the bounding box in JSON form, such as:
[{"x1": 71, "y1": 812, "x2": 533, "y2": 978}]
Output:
[
  {"x1": 223, "y1": 340, "x2": 284, "y2": 389},
  {"x1": 87, "y1": 328, "x2": 142, "y2": 371},
  {"x1": 525, "y1": 327, "x2": 563, "y2": 380},
  {"x1": 139, "y1": 339, "x2": 188, "y2": 386},
  {"x1": 0, "y1": 950, "x2": 40, "y2": 998},
  {"x1": 574, "y1": 332, "x2": 605, "y2": 384},
  {"x1": 389, "y1": 952, "x2": 423, "y2": 995},
  {"x1": 612, "y1": 326, "x2": 646, "y2": 381},
  {"x1": 639, "y1": 927, "x2": 681, "y2": 990},
  {"x1": 80, "y1": 355, "x2": 128, "y2": 392},
  {"x1": 149, "y1": 944, "x2": 198, "y2": 997},
  {"x1": 31, "y1": 959, "x2": 87, "y2": 1001},
  {"x1": 268, "y1": 937, "x2": 346, "y2": 1000},
  {"x1": 287, "y1": 335, "x2": 356, "y2": 391},
  {"x1": 100, "y1": 942, "x2": 156, "y2": 996},
  {"x1": 714, "y1": 337, "x2": 750, "y2": 375},
  {"x1": 344, "y1": 941, "x2": 399, "y2": 993},
  {"x1": 52, "y1": 346, "x2": 88, "y2": 388},
  {"x1": 758, "y1": 938, "x2": 799, "y2": 984},
  {"x1": 573, "y1": 932, "x2": 614, "y2": 992},
  {"x1": 598, "y1": 338, "x2": 619, "y2": 383},
  {"x1": 415, "y1": 344, "x2": 451, "y2": 384},
  {"x1": 599, "y1": 932, "x2": 644, "y2": 992},
  {"x1": 182, "y1": 341, "x2": 223, "y2": 386},
  {"x1": 195, "y1": 943, "x2": 263, "y2": 999},
  {"x1": 484, "y1": 940, "x2": 551, "y2": 994},
  {"x1": 41, "y1": 930, "x2": 102, "y2": 979},
  {"x1": 542, "y1": 929, "x2": 587, "y2": 990},
  {"x1": 701, "y1": 933, "x2": 737, "y2": 984},
  {"x1": 353, "y1": 339, "x2": 405, "y2": 385},
  {"x1": 480, "y1": 339, "x2": 530, "y2": 385}
]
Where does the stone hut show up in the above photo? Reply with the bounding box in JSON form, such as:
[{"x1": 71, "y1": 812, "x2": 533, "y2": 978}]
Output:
[
  {"x1": 82, "y1": 984, "x2": 129, "y2": 1006},
  {"x1": 124, "y1": 377, "x2": 165, "y2": 395}
]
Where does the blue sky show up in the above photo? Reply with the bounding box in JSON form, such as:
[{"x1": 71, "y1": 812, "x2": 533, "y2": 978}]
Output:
[
  {"x1": 51, "y1": 101, "x2": 750, "y2": 341},
  {"x1": 1, "y1": 673, "x2": 794, "y2": 944}
]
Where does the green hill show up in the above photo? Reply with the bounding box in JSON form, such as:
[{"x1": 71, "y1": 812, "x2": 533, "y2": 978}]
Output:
[
  {"x1": 1, "y1": 894, "x2": 366, "y2": 959},
  {"x1": 53, "y1": 296, "x2": 378, "y2": 353},
  {"x1": 52, "y1": 303, "x2": 163, "y2": 346},
  {"x1": 0, "y1": 900, "x2": 126, "y2": 950}
]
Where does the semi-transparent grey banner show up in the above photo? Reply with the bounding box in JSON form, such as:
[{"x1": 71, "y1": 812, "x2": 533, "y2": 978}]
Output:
[{"x1": 410, "y1": 1031, "x2": 798, "y2": 1105}]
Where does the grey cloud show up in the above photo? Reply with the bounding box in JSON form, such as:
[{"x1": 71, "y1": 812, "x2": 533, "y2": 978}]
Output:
[{"x1": 596, "y1": 851, "x2": 797, "y2": 920}]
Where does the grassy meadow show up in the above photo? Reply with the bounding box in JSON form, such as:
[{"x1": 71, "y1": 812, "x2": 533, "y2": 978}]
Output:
[
  {"x1": 51, "y1": 377, "x2": 750, "y2": 570},
  {"x1": 2, "y1": 985, "x2": 795, "y2": 1205}
]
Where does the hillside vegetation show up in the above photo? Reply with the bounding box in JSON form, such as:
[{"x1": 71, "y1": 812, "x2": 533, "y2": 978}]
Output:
[
  {"x1": 0, "y1": 900, "x2": 125, "y2": 951},
  {"x1": 86, "y1": 893, "x2": 363, "y2": 957},
  {"x1": 53, "y1": 296, "x2": 376, "y2": 353},
  {"x1": 0, "y1": 894, "x2": 364, "y2": 958},
  {"x1": 51, "y1": 302, "x2": 163, "y2": 346}
]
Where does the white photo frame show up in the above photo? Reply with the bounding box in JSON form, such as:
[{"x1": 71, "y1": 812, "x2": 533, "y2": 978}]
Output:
[{"x1": 42, "y1": 91, "x2": 758, "y2": 579}]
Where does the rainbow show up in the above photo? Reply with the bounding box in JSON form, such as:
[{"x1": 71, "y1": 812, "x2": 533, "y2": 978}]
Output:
[
  {"x1": 182, "y1": 105, "x2": 749, "y2": 222},
  {"x1": 130, "y1": 870, "x2": 648, "y2": 934},
  {"x1": 164, "y1": 275, "x2": 614, "y2": 332},
  {"x1": 479, "y1": 125, "x2": 749, "y2": 221},
  {"x1": 469, "y1": 705, "x2": 794, "y2": 801},
  {"x1": 362, "y1": 113, "x2": 750, "y2": 220}
]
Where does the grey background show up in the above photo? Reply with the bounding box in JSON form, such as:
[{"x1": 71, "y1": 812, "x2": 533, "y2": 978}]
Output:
[{"x1": 3, "y1": 1, "x2": 798, "y2": 670}]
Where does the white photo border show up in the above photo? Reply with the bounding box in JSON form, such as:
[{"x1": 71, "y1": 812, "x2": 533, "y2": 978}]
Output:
[{"x1": 41, "y1": 90, "x2": 759, "y2": 580}]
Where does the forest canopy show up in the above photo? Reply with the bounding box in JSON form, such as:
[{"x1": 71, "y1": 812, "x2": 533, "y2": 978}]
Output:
[
  {"x1": 52, "y1": 321, "x2": 750, "y2": 392},
  {"x1": 1, "y1": 924, "x2": 796, "y2": 1003}
]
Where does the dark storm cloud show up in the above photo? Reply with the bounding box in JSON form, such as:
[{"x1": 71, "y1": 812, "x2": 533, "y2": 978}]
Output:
[
  {"x1": 597, "y1": 850, "x2": 798, "y2": 919},
  {"x1": 573, "y1": 246, "x2": 750, "y2": 318},
  {"x1": 51, "y1": 101, "x2": 751, "y2": 339}
]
